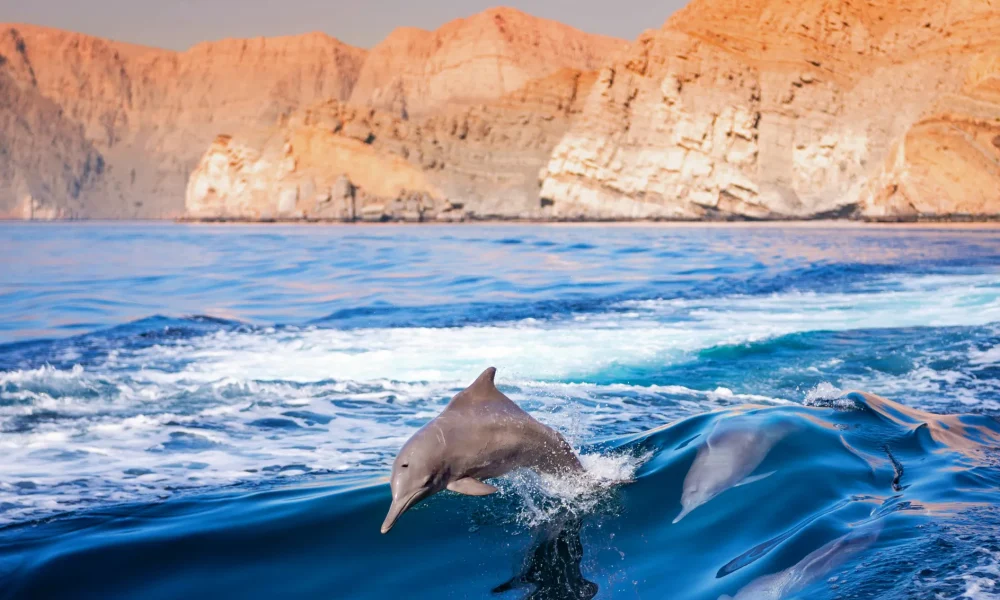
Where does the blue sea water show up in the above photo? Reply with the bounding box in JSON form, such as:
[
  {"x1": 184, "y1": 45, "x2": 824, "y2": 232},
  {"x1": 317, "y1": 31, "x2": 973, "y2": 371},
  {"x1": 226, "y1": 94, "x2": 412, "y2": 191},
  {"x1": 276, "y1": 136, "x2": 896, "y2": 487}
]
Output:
[{"x1": 1, "y1": 222, "x2": 1000, "y2": 599}]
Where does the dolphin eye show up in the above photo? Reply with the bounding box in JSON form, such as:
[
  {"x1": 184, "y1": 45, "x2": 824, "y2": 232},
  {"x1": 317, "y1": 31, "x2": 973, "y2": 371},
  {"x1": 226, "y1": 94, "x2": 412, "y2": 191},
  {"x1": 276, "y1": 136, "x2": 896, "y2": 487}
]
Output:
[{"x1": 401, "y1": 463, "x2": 408, "y2": 468}]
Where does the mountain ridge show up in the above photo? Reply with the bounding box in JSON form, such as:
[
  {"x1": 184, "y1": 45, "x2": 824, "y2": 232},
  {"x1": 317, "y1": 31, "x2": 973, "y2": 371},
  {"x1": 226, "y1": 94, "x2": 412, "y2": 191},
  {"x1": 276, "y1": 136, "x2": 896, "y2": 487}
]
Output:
[
  {"x1": 1, "y1": 2, "x2": 998, "y2": 221},
  {"x1": 0, "y1": 21, "x2": 369, "y2": 218}
]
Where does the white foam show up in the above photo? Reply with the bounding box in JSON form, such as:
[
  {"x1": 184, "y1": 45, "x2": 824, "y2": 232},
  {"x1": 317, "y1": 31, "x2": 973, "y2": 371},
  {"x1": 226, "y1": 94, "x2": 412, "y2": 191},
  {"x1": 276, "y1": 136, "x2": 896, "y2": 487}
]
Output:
[
  {"x1": 1, "y1": 271, "x2": 998, "y2": 522},
  {"x1": 75, "y1": 275, "x2": 997, "y2": 389},
  {"x1": 971, "y1": 345, "x2": 1000, "y2": 368},
  {"x1": 804, "y1": 382, "x2": 846, "y2": 406},
  {"x1": 623, "y1": 274, "x2": 1000, "y2": 333},
  {"x1": 499, "y1": 450, "x2": 649, "y2": 528},
  {"x1": 0, "y1": 364, "x2": 739, "y2": 523},
  {"x1": 942, "y1": 547, "x2": 1000, "y2": 600}
]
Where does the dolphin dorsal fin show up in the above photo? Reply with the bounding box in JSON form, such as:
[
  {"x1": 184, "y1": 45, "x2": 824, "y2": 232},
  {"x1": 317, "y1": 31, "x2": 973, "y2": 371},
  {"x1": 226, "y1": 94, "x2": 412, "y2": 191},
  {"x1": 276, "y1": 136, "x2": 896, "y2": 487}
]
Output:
[
  {"x1": 470, "y1": 367, "x2": 498, "y2": 393},
  {"x1": 452, "y1": 367, "x2": 505, "y2": 405}
]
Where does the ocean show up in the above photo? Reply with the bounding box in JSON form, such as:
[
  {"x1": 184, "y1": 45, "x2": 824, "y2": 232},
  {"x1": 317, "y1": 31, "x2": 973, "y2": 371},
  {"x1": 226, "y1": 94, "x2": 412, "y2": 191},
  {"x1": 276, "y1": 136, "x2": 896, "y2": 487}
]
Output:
[{"x1": 1, "y1": 222, "x2": 999, "y2": 599}]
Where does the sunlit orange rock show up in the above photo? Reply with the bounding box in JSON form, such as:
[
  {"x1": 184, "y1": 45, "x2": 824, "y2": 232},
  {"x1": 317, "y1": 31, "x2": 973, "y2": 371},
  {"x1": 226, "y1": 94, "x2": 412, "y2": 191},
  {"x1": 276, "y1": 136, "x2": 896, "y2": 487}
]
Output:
[
  {"x1": 0, "y1": 23, "x2": 366, "y2": 218},
  {"x1": 538, "y1": 0, "x2": 1000, "y2": 219},
  {"x1": 349, "y1": 7, "x2": 625, "y2": 117},
  {"x1": 185, "y1": 68, "x2": 600, "y2": 221},
  {"x1": 4, "y1": 1, "x2": 1000, "y2": 221},
  {"x1": 861, "y1": 52, "x2": 1000, "y2": 220}
]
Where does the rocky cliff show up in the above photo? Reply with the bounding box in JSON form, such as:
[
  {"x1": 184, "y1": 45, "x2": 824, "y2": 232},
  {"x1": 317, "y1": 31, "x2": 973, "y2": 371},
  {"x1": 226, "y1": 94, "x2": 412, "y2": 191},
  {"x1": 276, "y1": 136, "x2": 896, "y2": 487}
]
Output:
[
  {"x1": 186, "y1": 68, "x2": 599, "y2": 221},
  {"x1": 538, "y1": 0, "x2": 1000, "y2": 220},
  {"x1": 0, "y1": 23, "x2": 366, "y2": 218},
  {"x1": 860, "y1": 52, "x2": 1000, "y2": 219},
  {"x1": 0, "y1": 52, "x2": 108, "y2": 219},
  {"x1": 349, "y1": 7, "x2": 626, "y2": 117},
  {"x1": 5, "y1": 2, "x2": 1000, "y2": 222}
]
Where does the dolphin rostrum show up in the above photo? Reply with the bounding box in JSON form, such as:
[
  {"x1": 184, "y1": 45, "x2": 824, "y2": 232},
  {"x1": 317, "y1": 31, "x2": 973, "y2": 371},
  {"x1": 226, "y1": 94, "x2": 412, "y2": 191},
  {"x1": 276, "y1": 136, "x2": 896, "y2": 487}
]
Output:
[
  {"x1": 381, "y1": 367, "x2": 583, "y2": 533},
  {"x1": 674, "y1": 416, "x2": 795, "y2": 523}
]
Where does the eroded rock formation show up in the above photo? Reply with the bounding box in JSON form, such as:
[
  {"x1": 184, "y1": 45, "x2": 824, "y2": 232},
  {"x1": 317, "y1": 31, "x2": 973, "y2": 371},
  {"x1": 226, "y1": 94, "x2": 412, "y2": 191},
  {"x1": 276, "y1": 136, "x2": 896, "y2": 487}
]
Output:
[
  {"x1": 0, "y1": 23, "x2": 366, "y2": 218},
  {"x1": 186, "y1": 68, "x2": 599, "y2": 221},
  {"x1": 860, "y1": 52, "x2": 1000, "y2": 219},
  {"x1": 349, "y1": 7, "x2": 625, "y2": 117},
  {"x1": 538, "y1": 0, "x2": 1000, "y2": 220},
  {"x1": 0, "y1": 64, "x2": 108, "y2": 219},
  {"x1": 4, "y1": 2, "x2": 1000, "y2": 221}
]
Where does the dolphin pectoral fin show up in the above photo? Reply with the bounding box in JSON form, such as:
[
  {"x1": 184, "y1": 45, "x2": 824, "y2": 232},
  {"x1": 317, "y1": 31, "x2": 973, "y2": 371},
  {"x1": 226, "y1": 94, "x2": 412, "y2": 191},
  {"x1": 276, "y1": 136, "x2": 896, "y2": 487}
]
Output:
[
  {"x1": 735, "y1": 470, "x2": 776, "y2": 488},
  {"x1": 672, "y1": 506, "x2": 694, "y2": 524},
  {"x1": 491, "y1": 580, "x2": 517, "y2": 594},
  {"x1": 447, "y1": 477, "x2": 498, "y2": 496}
]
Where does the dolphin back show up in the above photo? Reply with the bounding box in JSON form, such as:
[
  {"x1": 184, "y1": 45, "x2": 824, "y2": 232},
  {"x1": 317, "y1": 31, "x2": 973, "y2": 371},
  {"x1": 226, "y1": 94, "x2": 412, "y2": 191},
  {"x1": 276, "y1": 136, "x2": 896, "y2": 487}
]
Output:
[{"x1": 446, "y1": 367, "x2": 582, "y2": 474}]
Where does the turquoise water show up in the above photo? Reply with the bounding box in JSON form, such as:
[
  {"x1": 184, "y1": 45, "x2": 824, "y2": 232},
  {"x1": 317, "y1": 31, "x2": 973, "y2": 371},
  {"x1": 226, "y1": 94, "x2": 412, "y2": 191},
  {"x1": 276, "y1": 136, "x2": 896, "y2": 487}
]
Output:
[{"x1": 1, "y1": 222, "x2": 999, "y2": 599}]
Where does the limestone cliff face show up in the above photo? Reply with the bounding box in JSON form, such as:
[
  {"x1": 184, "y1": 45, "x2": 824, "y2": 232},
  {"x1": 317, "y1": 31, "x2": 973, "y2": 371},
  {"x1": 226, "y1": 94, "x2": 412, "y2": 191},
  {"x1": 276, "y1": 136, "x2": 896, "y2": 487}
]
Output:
[
  {"x1": 0, "y1": 24, "x2": 366, "y2": 218},
  {"x1": 7, "y1": 2, "x2": 1000, "y2": 222},
  {"x1": 539, "y1": 0, "x2": 1000, "y2": 219},
  {"x1": 186, "y1": 68, "x2": 598, "y2": 221},
  {"x1": 0, "y1": 69, "x2": 108, "y2": 219},
  {"x1": 861, "y1": 52, "x2": 1000, "y2": 219},
  {"x1": 185, "y1": 132, "x2": 442, "y2": 222},
  {"x1": 349, "y1": 7, "x2": 626, "y2": 117}
]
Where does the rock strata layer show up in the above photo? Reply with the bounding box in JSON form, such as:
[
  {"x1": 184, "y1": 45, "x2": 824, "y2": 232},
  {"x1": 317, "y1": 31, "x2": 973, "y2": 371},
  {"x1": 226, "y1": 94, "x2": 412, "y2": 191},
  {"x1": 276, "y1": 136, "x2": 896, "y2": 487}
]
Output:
[
  {"x1": 860, "y1": 53, "x2": 1000, "y2": 219},
  {"x1": 0, "y1": 23, "x2": 366, "y2": 218},
  {"x1": 186, "y1": 68, "x2": 598, "y2": 221},
  {"x1": 349, "y1": 7, "x2": 626, "y2": 117},
  {"x1": 4, "y1": 1, "x2": 1000, "y2": 221},
  {"x1": 538, "y1": 0, "x2": 1000, "y2": 220}
]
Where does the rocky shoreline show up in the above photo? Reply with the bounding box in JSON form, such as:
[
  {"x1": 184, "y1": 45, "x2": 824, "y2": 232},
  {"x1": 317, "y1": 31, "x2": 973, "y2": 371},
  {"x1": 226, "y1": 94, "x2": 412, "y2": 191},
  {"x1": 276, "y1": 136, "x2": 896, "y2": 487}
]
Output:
[{"x1": 175, "y1": 214, "x2": 1000, "y2": 225}]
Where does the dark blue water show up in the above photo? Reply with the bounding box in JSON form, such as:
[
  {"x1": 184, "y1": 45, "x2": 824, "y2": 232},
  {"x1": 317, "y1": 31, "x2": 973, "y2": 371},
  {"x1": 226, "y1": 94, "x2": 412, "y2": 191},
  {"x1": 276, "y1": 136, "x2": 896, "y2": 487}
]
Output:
[{"x1": 1, "y1": 222, "x2": 1000, "y2": 599}]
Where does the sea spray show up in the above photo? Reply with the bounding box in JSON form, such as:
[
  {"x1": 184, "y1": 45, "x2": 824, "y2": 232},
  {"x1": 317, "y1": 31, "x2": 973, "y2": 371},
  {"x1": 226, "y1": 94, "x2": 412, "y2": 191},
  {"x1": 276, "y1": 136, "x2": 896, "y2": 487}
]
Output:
[{"x1": 496, "y1": 450, "x2": 649, "y2": 529}]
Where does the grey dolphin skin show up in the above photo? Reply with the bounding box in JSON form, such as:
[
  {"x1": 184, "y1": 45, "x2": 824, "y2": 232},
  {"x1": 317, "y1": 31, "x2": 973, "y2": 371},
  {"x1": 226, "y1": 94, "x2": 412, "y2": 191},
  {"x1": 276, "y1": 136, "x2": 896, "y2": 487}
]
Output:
[
  {"x1": 719, "y1": 522, "x2": 882, "y2": 600},
  {"x1": 381, "y1": 367, "x2": 582, "y2": 534},
  {"x1": 675, "y1": 416, "x2": 795, "y2": 523}
]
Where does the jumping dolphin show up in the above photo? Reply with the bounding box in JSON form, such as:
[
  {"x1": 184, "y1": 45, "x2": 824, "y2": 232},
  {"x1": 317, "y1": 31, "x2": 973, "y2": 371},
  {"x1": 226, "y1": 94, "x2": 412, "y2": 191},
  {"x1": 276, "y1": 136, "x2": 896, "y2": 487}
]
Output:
[
  {"x1": 674, "y1": 416, "x2": 795, "y2": 523},
  {"x1": 719, "y1": 522, "x2": 882, "y2": 600},
  {"x1": 381, "y1": 367, "x2": 583, "y2": 534}
]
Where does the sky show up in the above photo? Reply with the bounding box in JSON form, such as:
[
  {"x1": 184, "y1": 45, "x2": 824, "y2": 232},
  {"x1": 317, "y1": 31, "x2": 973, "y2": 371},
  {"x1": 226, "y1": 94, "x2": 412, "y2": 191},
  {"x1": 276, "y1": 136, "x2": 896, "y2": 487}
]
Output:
[{"x1": 2, "y1": 0, "x2": 690, "y2": 50}]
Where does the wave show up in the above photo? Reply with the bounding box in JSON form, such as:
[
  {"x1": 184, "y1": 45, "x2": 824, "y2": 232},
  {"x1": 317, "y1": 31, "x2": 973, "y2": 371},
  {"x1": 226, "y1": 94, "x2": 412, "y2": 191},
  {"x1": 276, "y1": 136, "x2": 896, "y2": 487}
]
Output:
[
  {"x1": 1, "y1": 272, "x2": 999, "y2": 524},
  {"x1": 0, "y1": 361, "x2": 792, "y2": 524},
  {"x1": 49, "y1": 272, "x2": 1000, "y2": 383},
  {"x1": 2, "y1": 390, "x2": 998, "y2": 600}
]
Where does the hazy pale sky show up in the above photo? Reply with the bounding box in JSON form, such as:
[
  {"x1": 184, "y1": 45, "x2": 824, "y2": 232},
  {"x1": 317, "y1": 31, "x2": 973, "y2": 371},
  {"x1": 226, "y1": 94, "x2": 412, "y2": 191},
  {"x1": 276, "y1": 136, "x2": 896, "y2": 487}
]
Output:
[{"x1": 3, "y1": 0, "x2": 689, "y2": 50}]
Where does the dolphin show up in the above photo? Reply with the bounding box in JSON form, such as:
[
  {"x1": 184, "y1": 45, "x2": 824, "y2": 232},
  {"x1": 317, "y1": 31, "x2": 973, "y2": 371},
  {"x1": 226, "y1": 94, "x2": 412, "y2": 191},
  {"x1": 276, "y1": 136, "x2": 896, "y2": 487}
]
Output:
[
  {"x1": 719, "y1": 522, "x2": 882, "y2": 600},
  {"x1": 381, "y1": 367, "x2": 583, "y2": 533},
  {"x1": 674, "y1": 416, "x2": 795, "y2": 523}
]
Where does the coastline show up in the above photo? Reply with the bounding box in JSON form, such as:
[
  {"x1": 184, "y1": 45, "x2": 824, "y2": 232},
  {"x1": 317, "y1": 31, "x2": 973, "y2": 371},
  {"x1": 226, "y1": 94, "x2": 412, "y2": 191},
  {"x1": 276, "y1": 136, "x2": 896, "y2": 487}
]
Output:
[
  {"x1": 5, "y1": 218, "x2": 1000, "y2": 230},
  {"x1": 181, "y1": 216, "x2": 1000, "y2": 229}
]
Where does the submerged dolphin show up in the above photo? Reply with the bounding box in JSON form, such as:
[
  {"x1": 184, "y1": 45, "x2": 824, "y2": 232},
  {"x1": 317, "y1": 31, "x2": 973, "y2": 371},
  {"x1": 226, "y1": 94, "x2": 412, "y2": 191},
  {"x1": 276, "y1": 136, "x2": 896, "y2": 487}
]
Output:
[
  {"x1": 719, "y1": 523, "x2": 881, "y2": 600},
  {"x1": 381, "y1": 367, "x2": 582, "y2": 533},
  {"x1": 674, "y1": 416, "x2": 795, "y2": 523}
]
